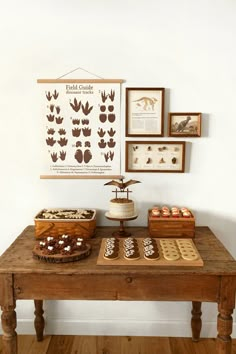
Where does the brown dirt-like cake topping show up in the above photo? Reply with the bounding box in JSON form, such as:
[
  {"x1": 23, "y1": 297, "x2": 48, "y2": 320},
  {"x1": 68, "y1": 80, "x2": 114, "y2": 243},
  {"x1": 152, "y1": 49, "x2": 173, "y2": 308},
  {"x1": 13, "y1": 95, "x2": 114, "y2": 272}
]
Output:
[
  {"x1": 110, "y1": 198, "x2": 132, "y2": 204},
  {"x1": 35, "y1": 208, "x2": 95, "y2": 220}
]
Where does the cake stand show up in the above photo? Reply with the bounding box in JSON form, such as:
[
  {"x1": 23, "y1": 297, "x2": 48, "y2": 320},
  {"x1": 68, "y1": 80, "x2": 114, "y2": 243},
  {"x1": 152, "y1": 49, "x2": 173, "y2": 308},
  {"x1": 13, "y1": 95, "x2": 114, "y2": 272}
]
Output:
[{"x1": 105, "y1": 212, "x2": 138, "y2": 237}]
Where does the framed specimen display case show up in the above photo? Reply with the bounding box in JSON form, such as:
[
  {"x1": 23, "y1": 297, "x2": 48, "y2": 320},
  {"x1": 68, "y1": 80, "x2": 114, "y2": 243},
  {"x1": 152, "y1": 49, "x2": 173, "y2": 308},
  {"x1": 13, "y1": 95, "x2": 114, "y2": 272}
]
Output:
[
  {"x1": 125, "y1": 141, "x2": 186, "y2": 173},
  {"x1": 126, "y1": 87, "x2": 165, "y2": 137}
]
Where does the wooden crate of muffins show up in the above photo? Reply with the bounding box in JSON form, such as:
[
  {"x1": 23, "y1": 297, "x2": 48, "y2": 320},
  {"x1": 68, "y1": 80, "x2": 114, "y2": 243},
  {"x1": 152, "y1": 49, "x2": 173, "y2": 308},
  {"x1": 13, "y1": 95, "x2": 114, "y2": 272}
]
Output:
[
  {"x1": 148, "y1": 206, "x2": 195, "y2": 238},
  {"x1": 34, "y1": 208, "x2": 96, "y2": 239}
]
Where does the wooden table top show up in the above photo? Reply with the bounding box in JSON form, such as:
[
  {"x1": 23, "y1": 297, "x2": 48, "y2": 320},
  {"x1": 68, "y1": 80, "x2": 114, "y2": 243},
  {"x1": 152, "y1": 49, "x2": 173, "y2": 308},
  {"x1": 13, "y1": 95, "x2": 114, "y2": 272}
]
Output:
[{"x1": 0, "y1": 225, "x2": 236, "y2": 276}]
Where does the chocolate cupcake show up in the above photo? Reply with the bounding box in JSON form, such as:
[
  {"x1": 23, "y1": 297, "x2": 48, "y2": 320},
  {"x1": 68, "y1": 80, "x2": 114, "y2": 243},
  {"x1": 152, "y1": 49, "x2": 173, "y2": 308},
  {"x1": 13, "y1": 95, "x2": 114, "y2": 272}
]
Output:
[
  {"x1": 103, "y1": 248, "x2": 119, "y2": 260},
  {"x1": 144, "y1": 248, "x2": 160, "y2": 260},
  {"x1": 124, "y1": 248, "x2": 140, "y2": 260}
]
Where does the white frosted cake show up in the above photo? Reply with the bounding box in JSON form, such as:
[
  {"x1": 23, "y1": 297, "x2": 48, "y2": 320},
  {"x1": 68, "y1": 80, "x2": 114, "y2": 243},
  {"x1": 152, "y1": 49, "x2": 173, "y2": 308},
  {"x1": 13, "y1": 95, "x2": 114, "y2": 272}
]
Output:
[{"x1": 109, "y1": 198, "x2": 135, "y2": 218}]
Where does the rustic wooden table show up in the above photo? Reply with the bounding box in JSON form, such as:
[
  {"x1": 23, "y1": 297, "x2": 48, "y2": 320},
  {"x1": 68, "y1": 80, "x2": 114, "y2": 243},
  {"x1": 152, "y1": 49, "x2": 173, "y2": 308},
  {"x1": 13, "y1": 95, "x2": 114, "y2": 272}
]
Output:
[{"x1": 0, "y1": 226, "x2": 236, "y2": 354}]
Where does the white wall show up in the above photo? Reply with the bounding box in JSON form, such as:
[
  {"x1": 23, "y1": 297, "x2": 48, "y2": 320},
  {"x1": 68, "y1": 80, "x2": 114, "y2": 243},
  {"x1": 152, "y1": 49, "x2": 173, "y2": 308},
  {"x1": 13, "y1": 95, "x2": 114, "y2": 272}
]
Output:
[{"x1": 1, "y1": 0, "x2": 236, "y2": 337}]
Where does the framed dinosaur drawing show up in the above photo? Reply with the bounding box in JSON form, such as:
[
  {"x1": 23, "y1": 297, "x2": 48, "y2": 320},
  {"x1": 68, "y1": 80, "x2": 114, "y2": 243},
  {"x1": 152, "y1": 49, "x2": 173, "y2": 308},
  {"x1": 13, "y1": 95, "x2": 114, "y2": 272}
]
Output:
[
  {"x1": 168, "y1": 112, "x2": 201, "y2": 137},
  {"x1": 125, "y1": 87, "x2": 165, "y2": 137}
]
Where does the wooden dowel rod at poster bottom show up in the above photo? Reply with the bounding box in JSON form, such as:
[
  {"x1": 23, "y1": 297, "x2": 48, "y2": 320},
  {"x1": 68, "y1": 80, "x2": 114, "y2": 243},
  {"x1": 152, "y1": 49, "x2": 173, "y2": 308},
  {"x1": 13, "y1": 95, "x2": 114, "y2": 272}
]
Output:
[{"x1": 40, "y1": 175, "x2": 123, "y2": 179}]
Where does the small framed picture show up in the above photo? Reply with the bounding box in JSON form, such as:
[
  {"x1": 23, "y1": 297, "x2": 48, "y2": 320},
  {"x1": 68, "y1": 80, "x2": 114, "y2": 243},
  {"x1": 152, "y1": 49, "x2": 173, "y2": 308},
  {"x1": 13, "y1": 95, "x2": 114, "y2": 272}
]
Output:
[
  {"x1": 125, "y1": 141, "x2": 185, "y2": 173},
  {"x1": 168, "y1": 112, "x2": 201, "y2": 137},
  {"x1": 126, "y1": 87, "x2": 165, "y2": 137}
]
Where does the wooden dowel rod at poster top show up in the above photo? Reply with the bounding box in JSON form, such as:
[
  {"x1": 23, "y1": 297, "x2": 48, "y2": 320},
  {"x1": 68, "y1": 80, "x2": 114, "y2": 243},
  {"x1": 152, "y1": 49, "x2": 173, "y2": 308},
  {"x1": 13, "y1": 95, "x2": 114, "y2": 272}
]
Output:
[{"x1": 37, "y1": 79, "x2": 124, "y2": 84}]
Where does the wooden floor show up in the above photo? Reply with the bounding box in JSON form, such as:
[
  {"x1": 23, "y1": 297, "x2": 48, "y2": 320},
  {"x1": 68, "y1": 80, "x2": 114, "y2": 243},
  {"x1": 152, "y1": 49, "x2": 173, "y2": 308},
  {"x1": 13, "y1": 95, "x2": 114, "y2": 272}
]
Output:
[{"x1": 1, "y1": 336, "x2": 236, "y2": 354}]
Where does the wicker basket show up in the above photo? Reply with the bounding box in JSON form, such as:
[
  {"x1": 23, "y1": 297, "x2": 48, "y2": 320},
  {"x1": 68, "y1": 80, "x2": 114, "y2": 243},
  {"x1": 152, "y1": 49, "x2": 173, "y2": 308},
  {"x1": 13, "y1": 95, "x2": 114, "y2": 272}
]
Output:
[{"x1": 34, "y1": 209, "x2": 96, "y2": 239}]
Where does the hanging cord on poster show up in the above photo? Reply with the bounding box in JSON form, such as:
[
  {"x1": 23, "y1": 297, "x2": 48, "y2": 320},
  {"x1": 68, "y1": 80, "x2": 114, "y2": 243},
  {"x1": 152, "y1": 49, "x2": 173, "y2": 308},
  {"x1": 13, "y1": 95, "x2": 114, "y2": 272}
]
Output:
[{"x1": 57, "y1": 67, "x2": 104, "y2": 80}]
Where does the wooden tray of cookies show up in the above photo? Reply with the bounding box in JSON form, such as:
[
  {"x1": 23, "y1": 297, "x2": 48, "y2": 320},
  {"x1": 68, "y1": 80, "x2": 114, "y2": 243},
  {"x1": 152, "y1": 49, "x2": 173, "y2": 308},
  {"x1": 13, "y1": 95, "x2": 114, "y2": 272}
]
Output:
[{"x1": 97, "y1": 238, "x2": 203, "y2": 266}]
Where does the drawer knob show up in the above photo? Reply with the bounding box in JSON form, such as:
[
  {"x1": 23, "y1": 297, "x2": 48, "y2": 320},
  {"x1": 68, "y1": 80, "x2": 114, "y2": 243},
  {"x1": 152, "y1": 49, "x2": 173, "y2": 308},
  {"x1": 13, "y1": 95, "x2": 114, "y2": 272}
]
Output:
[{"x1": 126, "y1": 277, "x2": 133, "y2": 283}]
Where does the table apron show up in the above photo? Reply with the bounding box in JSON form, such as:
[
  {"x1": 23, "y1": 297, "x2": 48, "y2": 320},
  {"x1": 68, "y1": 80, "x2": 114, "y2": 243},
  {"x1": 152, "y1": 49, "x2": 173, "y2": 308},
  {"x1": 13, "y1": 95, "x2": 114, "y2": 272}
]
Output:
[{"x1": 13, "y1": 273, "x2": 220, "y2": 302}]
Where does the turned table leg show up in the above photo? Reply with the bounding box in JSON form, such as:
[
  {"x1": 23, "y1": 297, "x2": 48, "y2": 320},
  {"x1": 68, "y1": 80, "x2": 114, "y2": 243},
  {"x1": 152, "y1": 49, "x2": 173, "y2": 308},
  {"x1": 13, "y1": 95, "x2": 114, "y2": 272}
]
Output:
[
  {"x1": 1, "y1": 304, "x2": 17, "y2": 354},
  {"x1": 34, "y1": 300, "x2": 45, "y2": 341},
  {"x1": 191, "y1": 301, "x2": 202, "y2": 342},
  {"x1": 216, "y1": 305, "x2": 233, "y2": 354}
]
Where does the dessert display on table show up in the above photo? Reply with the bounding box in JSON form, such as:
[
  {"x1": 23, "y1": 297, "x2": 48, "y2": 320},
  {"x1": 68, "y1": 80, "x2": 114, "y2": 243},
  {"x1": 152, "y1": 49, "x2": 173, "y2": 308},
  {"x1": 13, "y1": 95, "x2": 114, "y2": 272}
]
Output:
[
  {"x1": 97, "y1": 237, "x2": 203, "y2": 266},
  {"x1": 33, "y1": 234, "x2": 91, "y2": 263},
  {"x1": 34, "y1": 208, "x2": 96, "y2": 238},
  {"x1": 104, "y1": 178, "x2": 141, "y2": 237},
  {"x1": 148, "y1": 205, "x2": 195, "y2": 238}
]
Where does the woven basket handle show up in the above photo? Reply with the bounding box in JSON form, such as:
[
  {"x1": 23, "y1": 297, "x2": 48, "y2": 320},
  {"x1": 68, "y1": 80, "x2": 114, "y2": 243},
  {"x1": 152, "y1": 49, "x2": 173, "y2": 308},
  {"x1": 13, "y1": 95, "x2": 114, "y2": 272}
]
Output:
[{"x1": 37, "y1": 222, "x2": 55, "y2": 236}]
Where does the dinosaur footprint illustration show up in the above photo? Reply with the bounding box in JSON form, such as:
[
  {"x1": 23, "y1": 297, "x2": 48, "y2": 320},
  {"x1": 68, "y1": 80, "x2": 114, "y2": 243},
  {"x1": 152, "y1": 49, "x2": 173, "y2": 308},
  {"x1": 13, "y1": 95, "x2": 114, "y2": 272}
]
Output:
[
  {"x1": 101, "y1": 91, "x2": 108, "y2": 103},
  {"x1": 107, "y1": 128, "x2": 116, "y2": 137},
  {"x1": 47, "y1": 128, "x2": 55, "y2": 135},
  {"x1": 98, "y1": 139, "x2": 106, "y2": 148},
  {"x1": 82, "y1": 101, "x2": 93, "y2": 116},
  {"x1": 108, "y1": 113, "x2": 115, "y2": 123},
  {"x1": 47, "y1": 114, "x2": 54, "y2": 122},
  {"x1": 55, "y1": 106, "x2": 60, "y2": 114},
  {"x1": 46, "y1": 91, "x2": 52, "y2": 101},
  {"x1": 74, "y1": 149, "x2": 83, "y2": 163},
  {"x1": 55, "y1": 116, "x2": 63, "y2": 124},
  {"x1": 60, "y1": 151, "x2": 66, "y2": 161},
  {"x1": 70, "y1": 98, "x2": 81, "y2": 112},
  {"x1": 82, "y1": 127, "x2": 91, "y2": 137},
  {"x1": 74, "y1": 149, "x2": 92, "y2": 163},
  {"x1": 97, "y1": 128, "x2": 106, "y2": 137},
  {"x1": 84, "y1": 149, "x2": 92, "y2": 163},
  {"x1": 57, "y1": 137, "x2": 68, "y2": 147},
  {"x1": 51, "y1": 152, "x2": 58, "y2": 162},
  {"x1": 58, "y1": 128, "x2": 66, "y2": 135},
  {"x1": 108, "y1": 89, "x2": 115, "y2": 102},
  {"x1": 72, "y1": 128, "x2": 81, "y2": 137},
  {"x1": 99, "y1": 114, "x2": 107, "y2": 123},
  {"x1": 107, "y1": 138, "x2": 116, "y2": 148},
  {"x1": 52, "y1": 90, "x2": 59, "y2": 99},
  {"x1": 72, "y1": 119, "x2": 80, "y2": 125},
  {"x1": 49, "y1": 104, "x2": 55, "y2": 112},
  {"x1": 104, "y1": 151, "x2": 114, "y2": 162},
  {"x1": 46, "y1": 137, "x2": 56, "y2": 146}
]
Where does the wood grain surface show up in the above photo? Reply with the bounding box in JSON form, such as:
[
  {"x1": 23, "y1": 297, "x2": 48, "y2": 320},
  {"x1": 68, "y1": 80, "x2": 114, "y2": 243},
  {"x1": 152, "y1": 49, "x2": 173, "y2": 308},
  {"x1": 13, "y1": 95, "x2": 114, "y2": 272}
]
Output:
[
  {"x1": 0, "y1": 226, "x2": 235, "y2": 276},
  {"x1": 1, "y1": 335, "x2": 235, "y2": 354},
  {"x1": 0, "y1": 226, "x2": 236, "y2": 354}
]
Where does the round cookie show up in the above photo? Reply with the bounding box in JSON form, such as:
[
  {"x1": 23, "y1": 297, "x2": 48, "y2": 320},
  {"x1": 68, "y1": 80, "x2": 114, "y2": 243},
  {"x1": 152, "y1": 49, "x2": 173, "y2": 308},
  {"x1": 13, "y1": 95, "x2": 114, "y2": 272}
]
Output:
[
  {"x1": 163, "y1": 251, "x2": 180, "y2": 261},
  {"x1": 175, "y1": 239, "x2": 199, "y2": 261},
  {"x1": 180, "y1": 251, "x2": 199, "y2": 261}
]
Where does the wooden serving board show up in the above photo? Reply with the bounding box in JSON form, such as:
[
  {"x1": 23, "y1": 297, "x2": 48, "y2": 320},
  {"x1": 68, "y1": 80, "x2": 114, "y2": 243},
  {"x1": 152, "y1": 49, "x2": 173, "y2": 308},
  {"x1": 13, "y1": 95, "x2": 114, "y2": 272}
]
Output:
[{"x1": 97, "y1": 238, "x2": 203, "y2": 267}]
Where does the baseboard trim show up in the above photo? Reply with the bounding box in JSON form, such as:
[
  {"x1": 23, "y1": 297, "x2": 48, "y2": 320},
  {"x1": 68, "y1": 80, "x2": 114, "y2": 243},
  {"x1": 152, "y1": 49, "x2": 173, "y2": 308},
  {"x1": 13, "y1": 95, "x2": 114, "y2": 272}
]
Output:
[{"x1": 1, "y1": 319, "x2": 236, "y2": 338}]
